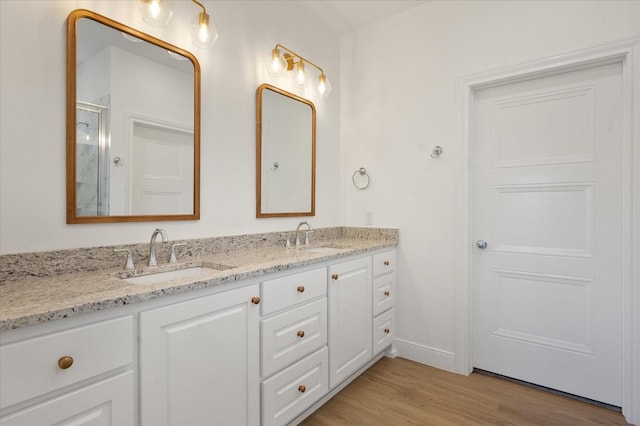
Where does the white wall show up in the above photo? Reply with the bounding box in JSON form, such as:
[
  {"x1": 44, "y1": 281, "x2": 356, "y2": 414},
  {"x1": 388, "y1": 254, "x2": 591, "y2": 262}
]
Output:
[
  {"x1": 339, "y1": 0, "x2": 640, "y2": 368},
  {"x1": 0, "y1": 0, "x2": 341, "y2": 254}
]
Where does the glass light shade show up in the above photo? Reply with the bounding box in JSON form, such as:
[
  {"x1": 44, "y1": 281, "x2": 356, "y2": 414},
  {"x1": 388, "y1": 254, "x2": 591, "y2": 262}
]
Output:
[
  {"x1": 317, "y1": 73, "x2": 332, "y2": 98},
  {"x1": 266, "y1": 49, "x2": 286, "y2": 77},
  {"x1": 191, "y1": 12, "x2": 218, "y2": 49},
  {"x1": 139, "y1": 0, "x2": 173, "y2": 27},
  {"x1": 294, "y1": 61, "x2": 306, "y2": 87}
]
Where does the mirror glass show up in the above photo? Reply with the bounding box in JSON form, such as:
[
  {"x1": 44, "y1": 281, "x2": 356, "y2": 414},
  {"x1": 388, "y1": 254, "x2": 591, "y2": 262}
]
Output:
[
  {"x1": 67, "y1": 9, "x2": 200, "y2": 223},
  {"x1": 256, "y1": 84, "x2": 316, "y2": 218}
]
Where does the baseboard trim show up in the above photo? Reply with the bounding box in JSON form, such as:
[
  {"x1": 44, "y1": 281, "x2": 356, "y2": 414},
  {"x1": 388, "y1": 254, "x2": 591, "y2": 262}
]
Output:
[{"x1": 395, "y1": 338, "x2": 456, "y2": 372}]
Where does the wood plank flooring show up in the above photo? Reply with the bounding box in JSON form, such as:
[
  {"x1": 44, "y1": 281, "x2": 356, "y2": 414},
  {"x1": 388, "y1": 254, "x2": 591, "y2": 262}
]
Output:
[{"x1": 300, "y1": 357, "x2": 630, "y2": 425}]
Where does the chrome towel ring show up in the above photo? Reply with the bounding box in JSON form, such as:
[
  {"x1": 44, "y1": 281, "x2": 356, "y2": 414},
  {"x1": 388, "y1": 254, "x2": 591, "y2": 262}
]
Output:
[{"x1": 352, "y1": 167, "x2": 370, "y2": 190}]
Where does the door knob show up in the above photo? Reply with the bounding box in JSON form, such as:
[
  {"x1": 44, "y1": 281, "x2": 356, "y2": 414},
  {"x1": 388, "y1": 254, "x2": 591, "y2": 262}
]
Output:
[{"x1": 476, "y1": 240, "x2": 488, "y2": 249}]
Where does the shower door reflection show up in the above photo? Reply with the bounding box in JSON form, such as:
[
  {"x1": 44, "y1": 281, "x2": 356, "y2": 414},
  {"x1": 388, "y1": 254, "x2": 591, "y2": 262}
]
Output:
[{"x1": 76, "y1": 102, "x2": 109, "y2": 216}]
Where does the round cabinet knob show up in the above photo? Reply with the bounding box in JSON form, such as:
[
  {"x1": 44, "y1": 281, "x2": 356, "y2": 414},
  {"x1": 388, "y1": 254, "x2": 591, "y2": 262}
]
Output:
[
  {"x1": 58, "y1": 356, "x2": 74, "y2": 370},
  {"x1": 384, "y1": 328, "x2": 390, "y2": 334},
  {"x1": 384, "y1": 261, "x2": 390, "y2": 266},
  {"x1": 297, "y1": 286, "x2": 305, "y2": 293},
  {"x1": 331, "y1": 274, "x2": 339, "y2": 280},
  {"x1": 298, "y1": 385, "x2": 306, "y2": 393},
  {"x1": 297, "y1": 330, "x2": 305, "y2": 338},
  {"x1": 476, "y1": 240, "x2": 488, "y2": 249},
  {"x1": 251, "y1": 296, "x2": 261, "y2": 305},
  {"x1": 384, "y1": 291, "x2": 390, "y2": 296}
]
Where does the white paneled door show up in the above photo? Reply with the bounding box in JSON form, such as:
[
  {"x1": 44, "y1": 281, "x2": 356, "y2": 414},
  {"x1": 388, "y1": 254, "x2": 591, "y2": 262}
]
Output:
[
  {"x1": 472, "y1": 62, "x2": 623, "y2": 405},
  {"x1": 131, "y1": 122, "x2": 194, "y2": 215}
]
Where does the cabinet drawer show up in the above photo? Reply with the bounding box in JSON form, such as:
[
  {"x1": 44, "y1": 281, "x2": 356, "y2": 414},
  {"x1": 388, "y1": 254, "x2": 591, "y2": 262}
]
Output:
[
  {"x1": 0, "y1": 316, "x2": 133, "y2": 409},
  {"x1": 262, "y1": 299, "x2": 327, "y2": 377},
  {"x1": 262, "y1": 347, "x2": 329, "y2": 426},
  {"x1": 373, "y1": 308, "x2": 395, "y2": 356},
  {"x1": 373, "y1": 272, "x2": 396, "y2": 317},
  {"x1": 262, "y1": 267, "x2": 326, "y2": 315},
  {"x1": 372, "y1": 251, "x2": 396, "y2": 277},
  {"x1": 0, "y1": 371, "x2": 134, "y2": 426}
]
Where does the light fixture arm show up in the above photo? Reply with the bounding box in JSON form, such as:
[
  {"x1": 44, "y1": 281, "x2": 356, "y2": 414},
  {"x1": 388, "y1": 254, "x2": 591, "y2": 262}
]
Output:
[
  {"x1": 191, "y1": 0, "x2": 206, "y2": 14},
  {"x1": 275, "y1": 44, "x2": 325, "y2": 77}
]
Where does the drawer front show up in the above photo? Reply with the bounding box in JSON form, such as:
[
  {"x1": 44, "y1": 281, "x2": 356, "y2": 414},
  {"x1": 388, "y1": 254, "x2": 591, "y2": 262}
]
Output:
[
  {"x1": 262, "y1": 299, "x2": 327, "y2": 377},
  {"x1": 373, "y1": 272, "x2": 396, "y2": 317},
  {"x1": 0, "y1": 371, "x2": 134, "y2": 426},
  {"x1": 262, "y1": 347, "x2": 329, "y2": 426},
  {"x1": 373, "y1": 308, "x2": 395, "y2": 356},
  {"x1": 0, "y1": 316, "x2": 133, "y2": 409},
  {"x1": 262, "y1": 267, "x2": 326, "y2": 315},
  {"x1": 372, "y1": 250, "x2": 396, "y2": 277}
]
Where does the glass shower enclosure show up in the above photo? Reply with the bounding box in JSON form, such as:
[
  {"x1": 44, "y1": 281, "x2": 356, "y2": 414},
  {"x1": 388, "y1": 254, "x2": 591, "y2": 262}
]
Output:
[{"x1": 76, "y1": 101, "x2": 109, "y2": 216}]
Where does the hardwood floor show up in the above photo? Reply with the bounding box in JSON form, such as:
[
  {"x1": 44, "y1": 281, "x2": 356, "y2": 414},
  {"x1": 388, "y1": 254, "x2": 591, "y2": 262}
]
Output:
[{"x1": 301, "y1": 357, "x2": 630, "y2": 425}]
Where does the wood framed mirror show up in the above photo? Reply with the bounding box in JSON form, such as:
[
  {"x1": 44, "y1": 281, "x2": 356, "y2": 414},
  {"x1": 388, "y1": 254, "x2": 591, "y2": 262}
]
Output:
[
  {"x1": 256, "y1": 84, "x2": 316, "y2": 218},
  {"x1": 66, "y1": 9, "x2": 200, "y2": 223}
]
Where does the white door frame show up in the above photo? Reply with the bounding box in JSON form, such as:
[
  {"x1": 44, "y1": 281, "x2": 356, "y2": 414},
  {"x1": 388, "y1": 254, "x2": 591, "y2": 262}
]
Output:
[{"x1": 455, "y1": 37, "x2": 640, "y2": 424}]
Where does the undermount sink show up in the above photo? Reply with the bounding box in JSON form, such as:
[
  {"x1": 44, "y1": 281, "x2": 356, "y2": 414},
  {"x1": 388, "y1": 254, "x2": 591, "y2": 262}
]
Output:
[{"x1": 122, "y1": 264, "x2": 234, "y2": 286}]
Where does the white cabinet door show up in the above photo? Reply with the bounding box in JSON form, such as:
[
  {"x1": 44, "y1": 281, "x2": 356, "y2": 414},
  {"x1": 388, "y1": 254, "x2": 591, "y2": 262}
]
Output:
[
  {"x1": 0, "y1": 371, "x2": 134, "y2": 426},
  {"x1": 140, "y1": 285, "x2": 260, "y2": 426},
  {"x1": 328, "y1": 257, "x2": 372, "y2": 388}
]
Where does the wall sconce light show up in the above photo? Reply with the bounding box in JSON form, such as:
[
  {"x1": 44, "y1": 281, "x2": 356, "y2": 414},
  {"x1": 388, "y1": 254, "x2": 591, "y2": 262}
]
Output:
[
  {"x1": 139, "y1": 0, "x2": 218, "y2": 49},
  {"x1": 266, "y1": 44, "x2": 331, "y2": 97},
  {"x1": 190, "y1": 0, "x2": 218, "y2": 49},
  {"x1": 139, "y1": 0, "x2": 173, "y2": 27}
]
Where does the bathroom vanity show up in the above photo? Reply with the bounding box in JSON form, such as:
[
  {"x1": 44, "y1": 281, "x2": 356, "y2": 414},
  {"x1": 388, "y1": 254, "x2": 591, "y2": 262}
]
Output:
[{"x1": 0, "y1": 229, "x2": 397, "y2": 426}]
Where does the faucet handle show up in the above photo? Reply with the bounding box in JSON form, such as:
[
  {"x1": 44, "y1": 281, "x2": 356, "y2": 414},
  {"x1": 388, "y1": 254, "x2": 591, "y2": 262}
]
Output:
[
  {"x1": 281, "y1": 233, "x2": 291, "y2": 248},
  {"x1": 113, "y1": 248, "x2": 135, "y2": 270},
  {"x1": 169, "y1": 243, "x2": 187, "y2": 263},
  {"x1": 304, "y1": 230, "x2": 315, "y2": 246}
]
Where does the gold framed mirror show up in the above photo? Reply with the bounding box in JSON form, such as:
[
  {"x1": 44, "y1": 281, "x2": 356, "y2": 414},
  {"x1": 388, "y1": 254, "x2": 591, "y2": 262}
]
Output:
[
  {"x1": 256, "y1": 84, "x2": 316, "y2": 218},
  {"x1": 66, "y1": 9, "x2": 200, "y2": 223}
]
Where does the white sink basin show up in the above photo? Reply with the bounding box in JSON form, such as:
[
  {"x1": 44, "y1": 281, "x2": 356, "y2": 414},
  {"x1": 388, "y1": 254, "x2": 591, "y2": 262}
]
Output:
[{"x1": 123, "y1": 266, "x2": 219, "y2": 286}]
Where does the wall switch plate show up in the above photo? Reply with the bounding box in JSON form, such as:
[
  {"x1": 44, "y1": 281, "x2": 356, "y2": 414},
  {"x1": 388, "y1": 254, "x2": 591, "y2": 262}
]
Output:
[{"x1": 365, "y1": 211, "x2": 373, "y2": 225}]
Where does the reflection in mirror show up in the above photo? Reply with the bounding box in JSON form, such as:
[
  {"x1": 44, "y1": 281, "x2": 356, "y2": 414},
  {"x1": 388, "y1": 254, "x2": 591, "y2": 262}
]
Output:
[
  {"x1": 256, "y1": 84, "x2": 315, "y2": 218},
  {"x1": 67, "y1": 9, "x2": 200, "y2": 223},
  {"x1": 76, "y1": 101, "x2": 109, "y2": 216}
]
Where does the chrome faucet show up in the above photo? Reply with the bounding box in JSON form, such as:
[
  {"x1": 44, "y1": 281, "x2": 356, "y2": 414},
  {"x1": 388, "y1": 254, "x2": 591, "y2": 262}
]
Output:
[
  {"x1": 148, "y1": 228, "x2": 168, "y2": 266},
  {"x1": 295, "y1": 221, "x2": 313, "y2": 248}
]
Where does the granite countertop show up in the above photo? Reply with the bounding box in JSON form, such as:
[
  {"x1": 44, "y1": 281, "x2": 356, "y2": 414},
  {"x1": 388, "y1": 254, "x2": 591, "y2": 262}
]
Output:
[{"x1": 0, "y1": 229, "x2": 398, "y2": 332}]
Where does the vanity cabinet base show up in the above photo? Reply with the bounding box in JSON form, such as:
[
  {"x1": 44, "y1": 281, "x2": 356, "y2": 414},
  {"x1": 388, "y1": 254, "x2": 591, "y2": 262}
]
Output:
[{"x1": 1, "y1": 248, "x2": 397, "y2": 426}]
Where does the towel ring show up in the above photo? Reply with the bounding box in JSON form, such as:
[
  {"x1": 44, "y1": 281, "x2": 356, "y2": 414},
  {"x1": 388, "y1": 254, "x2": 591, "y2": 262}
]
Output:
[{"x1": 352, "y1": 167, "x2": 370, "y2": 190}]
